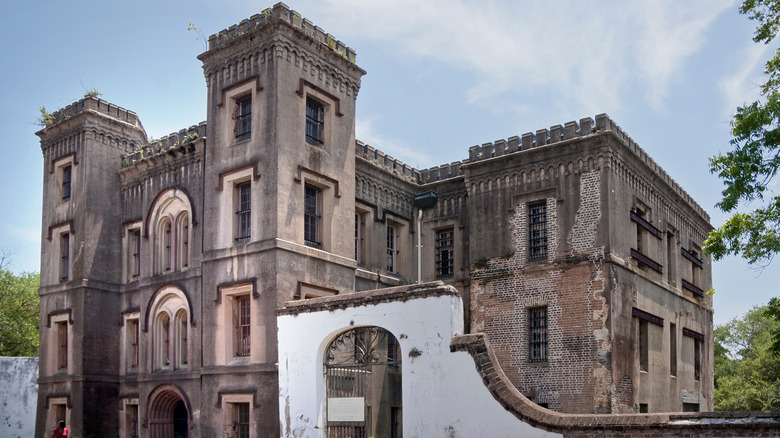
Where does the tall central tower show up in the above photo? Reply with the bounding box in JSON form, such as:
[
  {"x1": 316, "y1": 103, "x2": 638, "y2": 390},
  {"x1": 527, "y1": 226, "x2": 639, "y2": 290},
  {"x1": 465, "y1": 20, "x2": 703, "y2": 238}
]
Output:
[{"x1": 197, "y1": 3, "x2": 365, "y2": 433}]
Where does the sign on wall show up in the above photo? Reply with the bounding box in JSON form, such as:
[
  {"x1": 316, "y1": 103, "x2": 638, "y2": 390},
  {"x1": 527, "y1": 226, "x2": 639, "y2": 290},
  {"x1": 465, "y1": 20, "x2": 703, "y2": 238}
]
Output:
[{"x1": 327, "y1": 397, "x2": 365, "y2": 423}]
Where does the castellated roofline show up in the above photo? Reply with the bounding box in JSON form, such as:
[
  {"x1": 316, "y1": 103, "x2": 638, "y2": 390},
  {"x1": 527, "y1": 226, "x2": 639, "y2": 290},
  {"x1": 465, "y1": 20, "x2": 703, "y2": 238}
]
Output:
[
  {"x1": 356, "y1": 113, "x2": 709, "y2": 221},
  {"x1": 121, "y1": 122, "x2": 207, "y2": 168},
  {"x1": 203, "y1": 2, "x2": 357, "y2": 64},
  {"x1": 37, "y1": 96, "x2": 143, "y2": 134}
]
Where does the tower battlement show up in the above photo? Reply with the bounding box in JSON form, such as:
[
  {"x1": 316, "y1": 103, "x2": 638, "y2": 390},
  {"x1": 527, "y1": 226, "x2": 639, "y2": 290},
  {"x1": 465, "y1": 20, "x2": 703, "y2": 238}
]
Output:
[
  {"x1": 44, "y1": 96, "x2": 140, "y2": 128},
  {"x1": 206, "y1": 2, "x2": 357, "y2": 63}
]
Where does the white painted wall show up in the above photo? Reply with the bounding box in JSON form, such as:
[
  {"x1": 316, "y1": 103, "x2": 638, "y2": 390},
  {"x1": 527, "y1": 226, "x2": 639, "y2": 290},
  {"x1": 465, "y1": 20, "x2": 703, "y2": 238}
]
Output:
[
  {"x1": 0, "y1": 357, "x2": 38, "y2": 438},
  {"x1": 278, "y1": 294, "x2": 561, "y2": 438}
]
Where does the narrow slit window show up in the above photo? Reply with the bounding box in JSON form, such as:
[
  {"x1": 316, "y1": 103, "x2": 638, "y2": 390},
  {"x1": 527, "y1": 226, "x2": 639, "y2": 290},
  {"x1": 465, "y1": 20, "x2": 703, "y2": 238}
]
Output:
[
  {"x1": 528, "y1": 202, "x2": 548, "y2": 261},
  {"x1": 234, "y1": 94, "x2": 252, "y2": 141},
  {"x1": 304, "y1": 184, "x2": 321, "y2": 247},
  {"x1": 62, "y1": 165, "x2": 72, "y2": 200},
  {"x1": 235, "y1": 181, "x2": 251, "y2": 244},
  {"x1": 305, "y1": 97, "x2": 324, "y2": 145},
  {"x1": 529, "y1": 306, "x2": 548, "y2": 362},
  {"x1": 236, "y1": 295, "x2": 250, "y2": 357},
  {"x1": 435, "y1": 227, "x2": 454, "y2": 279}
]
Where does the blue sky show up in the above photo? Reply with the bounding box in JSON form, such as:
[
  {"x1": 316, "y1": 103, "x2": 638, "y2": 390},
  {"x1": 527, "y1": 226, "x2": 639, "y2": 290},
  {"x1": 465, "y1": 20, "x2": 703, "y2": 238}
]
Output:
[{"x1": 0, "y1": 0, "x2": 776, "y2": 326}]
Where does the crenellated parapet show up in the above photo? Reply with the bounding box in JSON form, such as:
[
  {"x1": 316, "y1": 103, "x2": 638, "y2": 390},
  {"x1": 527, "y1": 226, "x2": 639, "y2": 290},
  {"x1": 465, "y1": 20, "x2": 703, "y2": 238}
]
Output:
[
  {"x1": 45, "y1": 96, "x2": 140, "y2": 128},
  {"x1": 355, "y1": 140, "x2": 421, "y2": 183},
  {"x1": 206, "y1": 2, "x2": 356, "y2": 64},
  {"x1": 121, "y1": 122, "x2": 206, "y2": 168},
  {"x1": 463, "y1": 114, "x2": 708, "y2": 221}
]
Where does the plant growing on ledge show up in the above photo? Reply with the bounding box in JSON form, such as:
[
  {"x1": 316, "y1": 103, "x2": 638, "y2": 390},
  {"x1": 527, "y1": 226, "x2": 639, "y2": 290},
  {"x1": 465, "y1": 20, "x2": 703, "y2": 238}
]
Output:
[
  {"x1": 36, "y1": 107, "x2": 54, "y2": 127},
  {"x1": 83, "y1": 88, "x2": 102, "y2": 99}
]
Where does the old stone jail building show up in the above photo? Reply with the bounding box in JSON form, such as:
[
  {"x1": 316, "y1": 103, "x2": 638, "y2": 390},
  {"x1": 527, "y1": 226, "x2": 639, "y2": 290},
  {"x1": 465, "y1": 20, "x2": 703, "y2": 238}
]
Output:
[{"x1": 34, "y1": 3, "x2": 716, "y2": 437}]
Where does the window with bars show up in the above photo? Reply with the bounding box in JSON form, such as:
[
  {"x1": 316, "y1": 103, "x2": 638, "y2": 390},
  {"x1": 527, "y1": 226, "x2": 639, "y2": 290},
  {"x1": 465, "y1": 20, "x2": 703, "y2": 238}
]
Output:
[
  {"x1": 163, "y1": 221, "x2": 172, "y2": 272},
  {"x1": 386, "y1": 225, "x2": 397, "y2": 273},
  {"x1": 235, "y1": 181, "x2": 251, "y2": 244},
  {"x1": 60, "y1": 232, "x2": 70, "y2": 283},
  {"x1": 232, "y1": 403, "x2": 250, "y2": 438},
  {"x1": 355, "y1": 213, "x2": 365, "y2": 265},
  {"x1": 234, "y1": 94, "x2": 252, "y2": 141},
  {"x1": 529, "y1": 307, "x2": 548, "y2": 362},
  {"x1": 305, "y1": 97, "x2": 324, "y2": 145},
  {"x1": 129, "y1": 319, "x2": 139, "y2": 369},
  {"x1": 304, "y1": 184, "x2": 321, "y2": 247},
  {"x1": 435, "y1": 227, "x2": 454, "y2": 279},
  {"x1": 130, "y1": 229, "x2": 141, "y2": 278},
  {"x1": 62, "y1": 165, "x2": 71, "y2": 200},
  {"x1": 57, "y1": 321, "x2": 68, "y2": 370},
  {"x1": 235, "y1": 295, "x2": 251, "y2": 357},
  {"x1": 528, "y1": 202, "x2": 548, "y2": 261}
]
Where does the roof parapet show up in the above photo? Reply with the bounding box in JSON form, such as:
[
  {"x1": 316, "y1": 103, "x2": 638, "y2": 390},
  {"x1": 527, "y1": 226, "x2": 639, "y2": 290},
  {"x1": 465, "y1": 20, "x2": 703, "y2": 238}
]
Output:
[
  {"x1": 121, "y1": 122, "x2": 206, "y2": 168},
  {"x1": 355, "y1": 140, "x2": 421, "y2": 183},
  {"x1": 45, "y1": 96, "x2": 140, "y2": 128},
  {"x1": 206, "y1": 2, "x2": 357, "y2": 63}
]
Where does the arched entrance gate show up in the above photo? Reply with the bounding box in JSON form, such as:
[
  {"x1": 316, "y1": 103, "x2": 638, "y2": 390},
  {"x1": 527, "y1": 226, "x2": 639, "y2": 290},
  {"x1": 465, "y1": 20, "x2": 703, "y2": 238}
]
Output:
[
  {"x1": 324, "y1": 326, "x2": 402, "y2": 438},
  {"x1": 147, "y1": 386, "x2": 189, "y2": 438}
]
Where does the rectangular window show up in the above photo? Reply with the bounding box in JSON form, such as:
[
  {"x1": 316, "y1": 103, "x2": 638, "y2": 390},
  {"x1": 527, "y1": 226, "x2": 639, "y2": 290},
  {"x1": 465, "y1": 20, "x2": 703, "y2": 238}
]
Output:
[
  {"x1": 639, "y1": 319, "x2": 649, "y2": 372},
  {"x1": 130, "y1": 229, "x2": 141, "y2": 278},
  {"x1": 305, "y1": 97, "x2": 324, "y2": 145},
  {"x1": 304, "y1": 184, "x2": 321, "y2": 247},
  {"x1": 670, "y1": 323, "x2": 677, "y2": 377},
  {"x1": 639, "y1": 403, "x2": 648, "y2": 413},
  {"x1": 129, "y1": 319, "x2": 139, "y2": 369},
  {"x1": 233, "y1": 403, "x2": 250, "y2": 438},
  {"x1": 528, "y1": 202, "x2": 548, "y2": 261},
  {"x1": 235, "y1": 181, "x2": 251, "y2": 244},
  {"x1": 666, "y1": 232, "x2": 676, "y2": 285},
  {"x1": 682, "y1": 402, "x2": 700, "y2": 412},
  {"x1": 355, "y1": 213, "x2": 365, "y2": 264},
  {"x1": 163, "y1": 222, "x2": 172, "y2": 272},
  {"x1": 62, "y1": 165, "x2": 72, "y2": 200},
  {"x1": 386, "y1": 225, "x2": 397, "y2": 273},
  {"x1": 57, "y1": 321, "x2": 68, "y2": 370},
  {"x1": 435, "y1": 227, "x2": 454, "y2": 279},
  {"x1": 694, "y1": 338, "x2": 702, "y2": 381},
  {"x1": 234, "y1": 94, "x2": 252, "y2": 141},
  {"x1": 127, "y1": 404, "x2": 138, "y2": 438},
  {"x1": 235, "y1": 295, "x2": 250, "y2": 357},
  {"x1": 60, "y1": 233, "x2": 70, "y2": 282},
  {"x1": 528, "y1": 307, "x2": 548, "y2": 362}
]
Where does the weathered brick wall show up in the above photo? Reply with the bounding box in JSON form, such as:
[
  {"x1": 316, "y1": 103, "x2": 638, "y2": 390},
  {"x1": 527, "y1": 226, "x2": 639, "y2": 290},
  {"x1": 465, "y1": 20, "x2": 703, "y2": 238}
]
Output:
[{"x1": 471, "y1": 168, "x2": 613, "y2": 413}]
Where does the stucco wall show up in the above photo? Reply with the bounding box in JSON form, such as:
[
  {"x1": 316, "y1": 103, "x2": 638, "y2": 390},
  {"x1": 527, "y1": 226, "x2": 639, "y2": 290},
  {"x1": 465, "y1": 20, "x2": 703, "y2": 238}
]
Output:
[
  {"x1": 277, "y1": 284, "x2": 561, "y2": 438},
  {"x1": 0, "y1": 357, "x2": 38, "y2": 438}
]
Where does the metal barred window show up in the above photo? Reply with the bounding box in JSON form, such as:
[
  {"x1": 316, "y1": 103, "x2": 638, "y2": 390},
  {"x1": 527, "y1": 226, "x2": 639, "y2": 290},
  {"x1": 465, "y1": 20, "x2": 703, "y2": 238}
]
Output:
[
  {"x1": 305, "y1": 97, "x2": 324, "y2": 145},
  {"x1": 304, "y1": 184, "x2": 321, "y2": 247},
  {"x1": 60, "y1": 232, "x2": 70, "y2": 282},
  {"x1": 131, "y1": 229, "x2": 141, "y2": 277},
  {"x1": 236, "y1": 295, "x2": 250, "y2": 357},
  {"x1": 435, "y1": 227, "x2": 454, "y2": 279},
  {"x1": 529, "y1": 307, "x2": 548, "y2": 362},
  {"x1": 528, "y1": 202, "x2": 548, "y2": 261},
  {"x1": 62, "y1": 165, "x2": 71, "y2": 200},
  {"x1": 234, "y1": 403, "x2": 250, "y2": 438},
  {"x1": 235, "y1": 182, "x2": 251, "y2": 244},
  {"x1": 234, "y1": 94, "x2": 251, "y2": 141}
]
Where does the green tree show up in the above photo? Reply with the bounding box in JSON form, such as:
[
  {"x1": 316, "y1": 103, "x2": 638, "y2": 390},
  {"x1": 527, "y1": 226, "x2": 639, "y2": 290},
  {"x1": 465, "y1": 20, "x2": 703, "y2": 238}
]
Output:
[
  {"x1": 705, "y1": 0, "x2": 780, "y2": 353},
  {"x1": 714, "y1": 304, "x2": 780, "y2": 410},
  {"x1": 0, "y1": 253, "x2": 40, "y2": 356}
]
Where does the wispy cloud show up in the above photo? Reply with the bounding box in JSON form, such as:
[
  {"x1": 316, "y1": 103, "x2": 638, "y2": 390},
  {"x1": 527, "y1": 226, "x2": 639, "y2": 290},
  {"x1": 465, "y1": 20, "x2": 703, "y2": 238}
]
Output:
[
  {"x1": 302, "y1": 0, "x2": 734, "y2": 114},
  {"x1": 719, "y1": 42, "x2": 769, "y2": 115},
  {"x1": 356, "y1": 118, "x2": 433, "y2": 168}
]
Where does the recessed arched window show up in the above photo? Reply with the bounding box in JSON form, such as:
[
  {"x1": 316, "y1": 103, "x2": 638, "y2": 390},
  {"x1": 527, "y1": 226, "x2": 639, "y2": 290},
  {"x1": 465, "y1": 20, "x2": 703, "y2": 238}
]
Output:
[
  {"x1": 149, "y1": 287, "x2": 190, "y2": 372},
  {"x1": 148, "y1": 189, "x2": 193, "y2": 276}
]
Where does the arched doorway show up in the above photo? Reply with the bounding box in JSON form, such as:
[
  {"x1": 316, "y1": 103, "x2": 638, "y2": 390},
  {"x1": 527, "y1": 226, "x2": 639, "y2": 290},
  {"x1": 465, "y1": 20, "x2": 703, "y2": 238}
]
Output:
[
  {"x1": 147, "y1": 386, "x2": 189, "y2": 438},
  {"x1": 324, "y1": 326, "x2": 402, "y2": 438}
]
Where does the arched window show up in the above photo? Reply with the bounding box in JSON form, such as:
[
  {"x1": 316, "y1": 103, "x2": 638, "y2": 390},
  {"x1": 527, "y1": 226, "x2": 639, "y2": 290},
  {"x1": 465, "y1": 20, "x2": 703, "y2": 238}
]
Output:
[
  {"x1": 149, "y1": 287, "x2": 190, "y2": 372},
  {"x1": 176, "y1": 212, "x2": 190, "y2": 270},
  {"x1": 148, "y1": 189, "x2": 193, "y2": 276}
]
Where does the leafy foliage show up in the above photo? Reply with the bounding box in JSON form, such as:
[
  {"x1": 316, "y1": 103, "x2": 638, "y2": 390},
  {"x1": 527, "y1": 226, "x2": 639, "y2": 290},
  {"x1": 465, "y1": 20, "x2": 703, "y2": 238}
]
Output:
[
  {"x1": 714, "y1": 304, "x2": 780, "y2": 410},
  {"x1": 36, "y1": 106, "x2": 54, "y2": 127},
  {"x1": 0, "y1": 253, "x2": 40, "y2": 356}
]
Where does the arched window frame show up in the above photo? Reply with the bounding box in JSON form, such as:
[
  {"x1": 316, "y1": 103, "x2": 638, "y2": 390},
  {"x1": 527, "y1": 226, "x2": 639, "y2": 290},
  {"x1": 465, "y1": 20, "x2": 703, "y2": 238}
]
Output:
[
  {"x1": 147, "y1": 189, "x2": 193, "y2": 276},
  {"x1": 148, "y1": 287, "x2": 190, "y2": 372}
]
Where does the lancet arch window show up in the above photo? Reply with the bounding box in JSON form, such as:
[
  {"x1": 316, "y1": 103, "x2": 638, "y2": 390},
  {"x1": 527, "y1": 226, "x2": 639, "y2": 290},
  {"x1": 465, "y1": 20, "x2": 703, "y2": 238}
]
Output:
[
  {"x1": 148, "y1": 189, "x2": 193, "y2": 276},
  {"x1": 149, "y1": 287, "x2": 191, "y2": 372}
]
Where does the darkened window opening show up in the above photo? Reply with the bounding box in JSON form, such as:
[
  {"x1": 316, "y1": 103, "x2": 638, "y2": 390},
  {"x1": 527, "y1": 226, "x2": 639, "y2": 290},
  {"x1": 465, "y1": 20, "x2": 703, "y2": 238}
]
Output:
[
  {"x1": 235, "y1": 181, "x2": 251, "y2": 244},
  {"x1": 130, "y1": 229, "x2": 141, "y2": 278},
  {"x1": 60, "y1": 232, "x2": 70, "y2": 283},
  {"x1": 233, "y1": 403, "x2": 250, "y2": 438},
  {"x1": 529, "y1": 306, "x2": 548, "y2": 362},
  {"x1": 305, "y1": 97, "x2": 324, "y2": 145},
  {"x1": 528, "y1": 202, "x2": 548, "y2": 261},
  {"x1": 304, "y1": 184, "x2": 321, "y2": 248},
  {"x1": 236, "y1": 295, "x2": 250, "y2": 357},
  {"x1": 234, "y1": 94, "x2": 252, "y2": 141},
  {"x1": 62, "y1": 165, "x2": 72, "y2": 200},
  {"x1": 386, "y1": 225, "x2": 396, "y2": 273},
  {"x1": 435, "y1": 227, "x2": 454, "y2": 278},
  {"x1": 57, "y1": 321, "x2": 68, "y2": 369}
]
